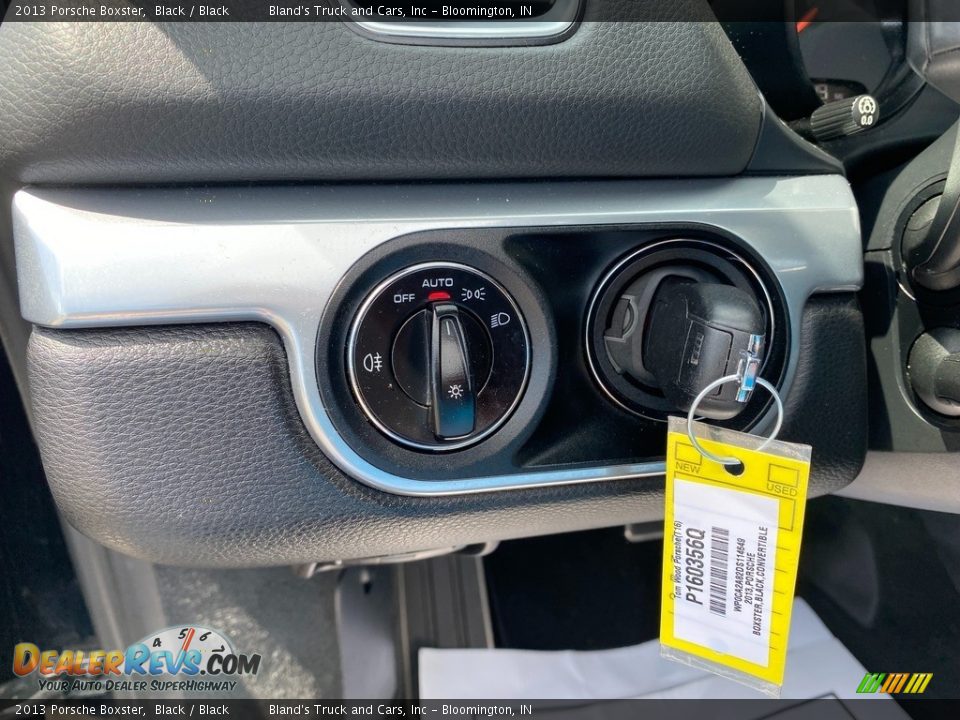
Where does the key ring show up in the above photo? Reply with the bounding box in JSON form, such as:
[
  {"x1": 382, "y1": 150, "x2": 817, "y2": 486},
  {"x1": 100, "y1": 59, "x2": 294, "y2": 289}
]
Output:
[{"x1": 685, "y1": 375, "x2": 784, "y2": 466}]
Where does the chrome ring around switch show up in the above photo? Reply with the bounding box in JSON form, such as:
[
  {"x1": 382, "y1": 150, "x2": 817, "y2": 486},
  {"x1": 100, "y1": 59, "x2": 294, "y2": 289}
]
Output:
[{"x1": 346, "y1": 262, "x2": 531, "y2": 451}]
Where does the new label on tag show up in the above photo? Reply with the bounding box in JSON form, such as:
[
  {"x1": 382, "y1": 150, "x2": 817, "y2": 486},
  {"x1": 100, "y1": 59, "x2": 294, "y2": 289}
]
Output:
[{"x1": 660, "y1": 416, "x2": 811, "y2": 696}]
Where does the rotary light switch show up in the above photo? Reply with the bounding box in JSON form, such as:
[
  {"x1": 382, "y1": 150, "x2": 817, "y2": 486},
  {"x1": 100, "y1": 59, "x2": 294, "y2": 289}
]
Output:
[
  {"x1": 429, "y1": 304, "x2": 476, "y2": 438},
  {"x1": 348, "y1": 263, "x2": 529, "y2": 451}
]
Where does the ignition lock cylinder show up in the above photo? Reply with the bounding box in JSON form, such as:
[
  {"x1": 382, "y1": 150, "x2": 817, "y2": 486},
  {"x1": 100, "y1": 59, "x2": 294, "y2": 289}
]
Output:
[
  {"x1": 587, "y1": 240, "x2": 774, "y2": 422},
  {"x1": 643, "y1": 280, "x2": 766, "y2": 419}
]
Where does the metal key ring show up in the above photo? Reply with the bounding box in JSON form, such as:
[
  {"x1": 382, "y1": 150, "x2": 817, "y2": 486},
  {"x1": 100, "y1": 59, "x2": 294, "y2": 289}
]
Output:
[{"x1": 686, "y1": 375, "x2": 784, "y2": 466}]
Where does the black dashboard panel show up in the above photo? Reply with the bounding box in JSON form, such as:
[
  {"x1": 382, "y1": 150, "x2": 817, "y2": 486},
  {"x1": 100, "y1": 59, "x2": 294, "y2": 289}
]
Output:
[
  {"x1": 0, "y1": 6, "x2": 763, "y2": 184},
  {"x1": 26, "y1": 295, "x2": 864, "y2": 567},
  {"x1": 9, "y1": 172, "x2": 866, "y2": 564}
]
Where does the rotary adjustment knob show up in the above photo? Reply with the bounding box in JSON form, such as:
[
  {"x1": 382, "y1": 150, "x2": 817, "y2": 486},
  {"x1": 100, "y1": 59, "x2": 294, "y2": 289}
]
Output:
[
  {"x1": 810, "y1": 94, "x2": 879, "y2": 142},
  {"x1": 348, "y1": 263, "x2": 530, "y2": 451}
]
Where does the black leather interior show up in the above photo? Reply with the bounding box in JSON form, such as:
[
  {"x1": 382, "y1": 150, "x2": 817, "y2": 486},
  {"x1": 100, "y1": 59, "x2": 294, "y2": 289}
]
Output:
[
  {"x1": 779, "y1": 295, "x2": 868, "y2": 489},
  {"x1": 26, "y1": 295, "x2": 866, "y2": 567},
  {"x1": 0, "y1": 8, "x2": 762, "y2": 184},
  {"x1": 908, "y1": 1, "x2": 960, "y2": 104}
]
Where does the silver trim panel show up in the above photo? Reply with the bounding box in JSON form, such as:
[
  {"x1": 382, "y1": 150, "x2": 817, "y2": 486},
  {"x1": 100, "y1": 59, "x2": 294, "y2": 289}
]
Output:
[
  {"x1": 13, "y1": 178, "x2": 862, "y2": 496},
  {"x1": 344, "y1": 0, "x2": 580, "y2": 43},
  {"x1": 839, "y1": 451, "x2": 960, "y2": 514},
  {"x1": 353, "y1": 20, "x2": 575, "y2": 41}
]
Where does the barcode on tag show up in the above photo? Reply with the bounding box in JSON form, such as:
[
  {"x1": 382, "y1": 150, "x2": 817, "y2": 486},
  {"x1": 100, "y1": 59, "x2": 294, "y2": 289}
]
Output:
[
  {"x1": 669, "y1": 479, "x2": 779, "y2": 667},
  {"x1": 709, "y1": 526, "x2": 729, "y2": 617}
]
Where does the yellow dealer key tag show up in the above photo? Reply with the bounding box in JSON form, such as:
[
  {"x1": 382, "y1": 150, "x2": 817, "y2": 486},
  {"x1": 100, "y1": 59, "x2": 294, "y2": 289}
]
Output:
[{"x1": 660, "y1": 416, "x2": 811, "y2": 697}]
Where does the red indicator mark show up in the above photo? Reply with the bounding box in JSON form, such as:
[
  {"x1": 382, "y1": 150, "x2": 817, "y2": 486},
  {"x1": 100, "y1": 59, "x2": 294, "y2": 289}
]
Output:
[
  {"x1": 180, "y1": 627, "x2": 196, "y2": 654},
  {"x1": 796, "y1": 7, "x2": 818, "y2": 33},
  {"x1": 427, "y1": 291, "x2": 451, "y2": 301},
  {"x1": 173, "y1": 626, "x2": 196, "y2": 670}
]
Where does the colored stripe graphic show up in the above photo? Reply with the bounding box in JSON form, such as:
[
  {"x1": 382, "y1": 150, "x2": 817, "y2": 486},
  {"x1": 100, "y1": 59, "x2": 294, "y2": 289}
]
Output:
[
  {"x1": 904, "y1": 673, "x2": 933, "y2": 694},
  {"x1": 880, "y1": 673, "x2": 907, "y2": 693},
  {"x1": 858, "y1": 672, "x2": 932, "y2": 694},
  {"x1": 857, "y1": 673, "x2": 885, "y2": 693}
]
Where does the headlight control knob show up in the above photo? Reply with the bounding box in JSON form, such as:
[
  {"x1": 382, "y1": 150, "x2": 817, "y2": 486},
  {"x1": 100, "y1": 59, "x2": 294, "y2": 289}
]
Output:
[{"x1": 348, "y1": 263, "x2": 530, "y2": 451}]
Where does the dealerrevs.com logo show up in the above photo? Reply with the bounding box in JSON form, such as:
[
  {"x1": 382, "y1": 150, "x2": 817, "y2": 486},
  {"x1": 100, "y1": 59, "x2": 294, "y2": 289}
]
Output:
[{"x1": 12, "y1": 625, "x2": 261, "y2": 693}]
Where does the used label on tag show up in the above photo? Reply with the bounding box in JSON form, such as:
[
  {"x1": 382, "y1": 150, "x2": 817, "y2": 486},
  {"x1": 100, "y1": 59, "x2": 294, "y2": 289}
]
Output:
[{"x1": 660, "y1": 416, "x2": 811, "y2": 696}]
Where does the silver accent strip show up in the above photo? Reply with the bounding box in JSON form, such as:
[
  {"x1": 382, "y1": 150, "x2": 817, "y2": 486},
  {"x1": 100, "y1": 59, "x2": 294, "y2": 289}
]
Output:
[
  {"x1": 344, "y1": 0, "x2": 579, "y2": 43},
  {"x1": 353, "y1": 20, "x2": 575, "y2": 41},
  {"x1": 13, "y1": 178, "x2": 862, "y2": 497}
]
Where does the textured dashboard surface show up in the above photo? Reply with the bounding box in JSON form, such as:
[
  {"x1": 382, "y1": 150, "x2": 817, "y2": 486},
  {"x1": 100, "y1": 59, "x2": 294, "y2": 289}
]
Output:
[
  {"x1": 28, "y1": 298, "x2": 866, "y2": 567},
  {"x1": 0, "y1": 6, "x2": 762, "y2": 184},
  {"x1": 779, "y1": 296, "x2": 867, "y2": 489}
]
